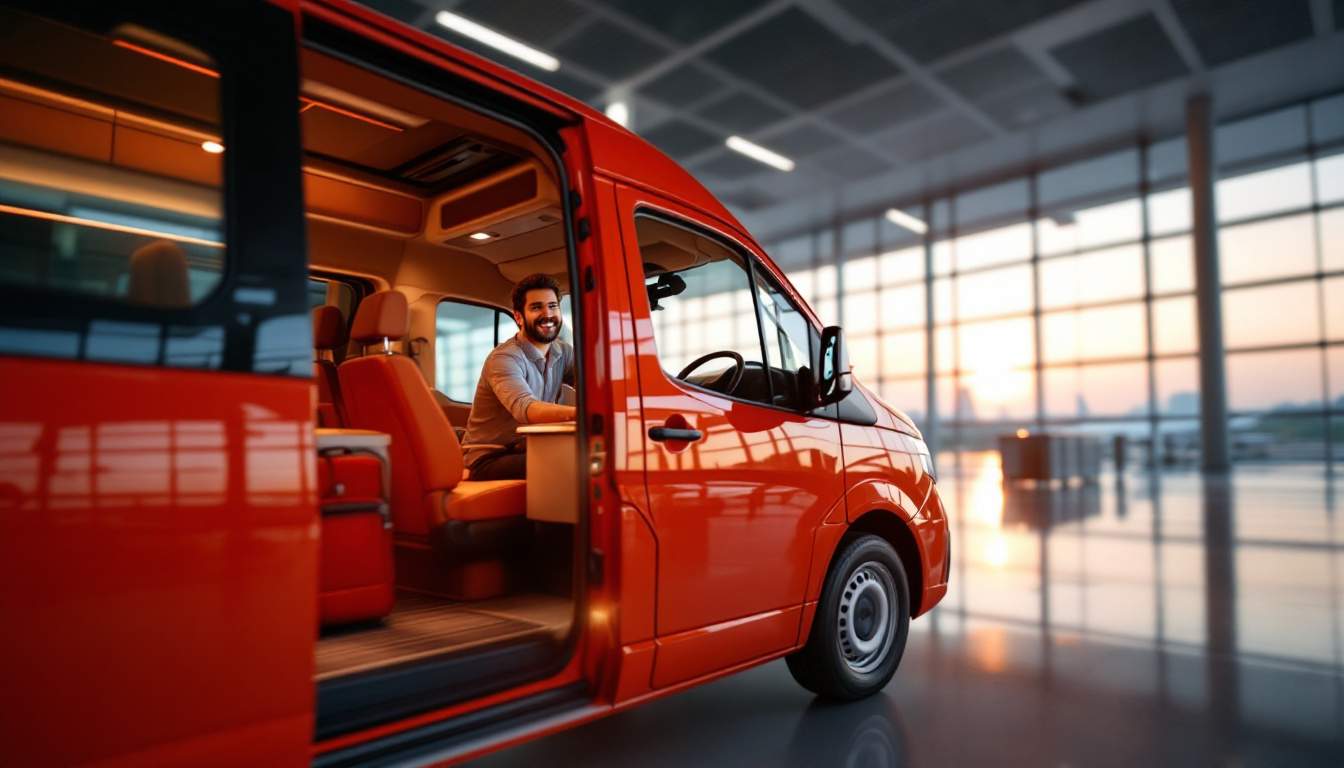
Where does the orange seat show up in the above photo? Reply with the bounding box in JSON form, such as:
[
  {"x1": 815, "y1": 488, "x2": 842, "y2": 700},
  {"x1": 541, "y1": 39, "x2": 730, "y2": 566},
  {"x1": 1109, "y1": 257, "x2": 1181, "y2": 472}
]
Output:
[
  {"x1": 312, "y1": 305, "x2": 347, "y2": 427},
  {"x1": 337, "y1": 290, "x2": 526, "y2": 600}
]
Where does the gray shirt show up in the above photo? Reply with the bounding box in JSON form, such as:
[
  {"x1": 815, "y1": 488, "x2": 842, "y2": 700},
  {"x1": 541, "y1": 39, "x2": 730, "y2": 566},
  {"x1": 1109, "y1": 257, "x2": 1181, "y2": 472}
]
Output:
[{"x1": 461, "y1": 332, "x2": 574, "y2": 468}]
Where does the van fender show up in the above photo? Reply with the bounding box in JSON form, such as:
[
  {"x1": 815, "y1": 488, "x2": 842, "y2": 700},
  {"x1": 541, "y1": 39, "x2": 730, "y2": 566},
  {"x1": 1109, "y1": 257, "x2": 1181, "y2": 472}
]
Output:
[{"x1": 796, "y1": 480, "x2": 930, "y2": 647}]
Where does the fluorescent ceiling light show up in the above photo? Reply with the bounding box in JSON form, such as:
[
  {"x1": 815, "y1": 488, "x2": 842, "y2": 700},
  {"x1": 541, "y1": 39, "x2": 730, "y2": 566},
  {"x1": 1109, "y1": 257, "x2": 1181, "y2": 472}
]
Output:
[
  {"x1": 884, "y1": 207, "x2": 928, "y2": 235},
  {"x1": 725, "y1": 136, "x2": 794, "y2": 172},
  {"x1": 435, "y1": 12, "x2": 560, "y2": 72},
  {"x1": 605, "y1": 101, "x2": 630, "y2": 128},
  {"x1": 200, "y1": 140, "x2": 224, "y2": 154}
]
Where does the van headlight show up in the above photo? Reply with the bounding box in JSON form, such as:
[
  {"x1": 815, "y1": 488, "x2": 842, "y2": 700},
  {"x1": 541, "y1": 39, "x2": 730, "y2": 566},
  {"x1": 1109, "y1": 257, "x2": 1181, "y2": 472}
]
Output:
[{"x1": 912, "y1": 439, "x2": 936, "y2": 482}]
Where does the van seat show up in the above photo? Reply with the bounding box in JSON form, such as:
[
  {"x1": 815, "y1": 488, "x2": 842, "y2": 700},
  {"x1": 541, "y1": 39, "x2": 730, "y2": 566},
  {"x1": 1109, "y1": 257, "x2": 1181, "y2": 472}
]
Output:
[
  {"x1": 313, "y1": 305, "x2": 347, "y2": 427},
  {"x1": 338, "y1": 290, "x2": 526, "y2": 600}
]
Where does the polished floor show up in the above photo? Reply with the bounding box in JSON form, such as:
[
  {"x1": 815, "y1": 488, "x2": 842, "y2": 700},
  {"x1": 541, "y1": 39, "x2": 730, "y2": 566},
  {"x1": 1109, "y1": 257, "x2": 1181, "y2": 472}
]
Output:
[{"x1": 471, "y1": 452, "x2": 1344, "y2": 767}]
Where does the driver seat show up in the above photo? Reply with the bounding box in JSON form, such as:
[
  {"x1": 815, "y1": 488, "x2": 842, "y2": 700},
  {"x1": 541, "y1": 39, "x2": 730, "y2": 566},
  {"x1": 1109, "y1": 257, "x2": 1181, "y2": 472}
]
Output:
[{"x1": 338, "y1": 290, "x2": 527, "y2": 600}]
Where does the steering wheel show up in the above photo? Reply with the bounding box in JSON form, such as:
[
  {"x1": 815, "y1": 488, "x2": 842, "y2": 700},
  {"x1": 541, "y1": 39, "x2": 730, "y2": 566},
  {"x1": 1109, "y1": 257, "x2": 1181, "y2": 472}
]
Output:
[{"x1": 677, "y1": 351, "x2": 745, "y2": 394}]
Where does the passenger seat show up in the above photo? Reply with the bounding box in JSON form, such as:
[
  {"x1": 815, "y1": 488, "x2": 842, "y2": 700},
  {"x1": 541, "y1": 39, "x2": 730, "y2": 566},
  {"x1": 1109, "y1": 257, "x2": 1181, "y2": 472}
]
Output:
[
  {"x1": 312, "y1": 305, "x2": 347, "y2": 427},
  {"x1": 338, "y1": 290, "x2": 527, "y2": 600}
]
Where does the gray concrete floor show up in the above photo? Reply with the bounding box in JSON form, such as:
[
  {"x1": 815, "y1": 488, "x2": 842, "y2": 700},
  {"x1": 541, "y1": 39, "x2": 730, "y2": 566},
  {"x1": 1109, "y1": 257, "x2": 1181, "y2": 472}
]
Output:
[{"x1": 471, "y1": 452, "x2": 1344, "y2": 766}]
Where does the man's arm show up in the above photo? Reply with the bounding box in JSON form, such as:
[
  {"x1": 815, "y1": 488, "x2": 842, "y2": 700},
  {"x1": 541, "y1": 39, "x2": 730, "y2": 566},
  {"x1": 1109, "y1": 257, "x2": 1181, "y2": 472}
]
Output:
[
  {"x1": 484, "y1": 352, "x2": 577, "y2": 424},
  {"x1": 525, "y1": 400, "x2": 576, "y2": 423}
]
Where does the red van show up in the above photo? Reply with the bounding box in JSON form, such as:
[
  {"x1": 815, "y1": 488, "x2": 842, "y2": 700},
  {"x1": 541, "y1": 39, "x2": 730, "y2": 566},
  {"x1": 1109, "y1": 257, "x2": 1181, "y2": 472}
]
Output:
[{"x1": 0, "y1": 1, "x2": 949, "y2": 764}]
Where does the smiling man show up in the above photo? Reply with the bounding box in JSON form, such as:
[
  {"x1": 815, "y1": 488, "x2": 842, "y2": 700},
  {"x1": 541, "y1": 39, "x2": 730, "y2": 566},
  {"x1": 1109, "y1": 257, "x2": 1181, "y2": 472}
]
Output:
[{"x1": 461, "y1": 273, "x2": 576, "y2": 480}]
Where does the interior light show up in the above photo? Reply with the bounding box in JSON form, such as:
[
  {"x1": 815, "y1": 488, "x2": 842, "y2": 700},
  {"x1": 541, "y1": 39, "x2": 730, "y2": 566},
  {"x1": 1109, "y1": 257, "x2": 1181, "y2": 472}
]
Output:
[
  {"x1": 200, "y1": 140, "x2": 224, "y2": 154},
  {"x1": 469, "y1": 231, "x2": 494, "y2": 241},
  {"x1": 435, "y1": 12, "x2": 560, "y2": 72},
  {"x1": 725, "y1": 136, "x2": 794, "y2": 172},
  {"x1": 605, "y1": 100, "x2": 630, "y2": 128},
  {"x1": 884, "y1": 207, "x2": 928, "y2": 235},
  {"x1": 1016, "y1": 428, "x2": 1030, "y2": 439}
]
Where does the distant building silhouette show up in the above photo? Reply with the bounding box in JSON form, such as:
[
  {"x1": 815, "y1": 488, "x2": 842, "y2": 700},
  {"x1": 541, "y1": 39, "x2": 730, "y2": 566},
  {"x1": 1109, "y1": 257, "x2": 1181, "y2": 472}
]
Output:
[{"x1": 1168, "y1": 391, "x2": 1199, "y2": 416}]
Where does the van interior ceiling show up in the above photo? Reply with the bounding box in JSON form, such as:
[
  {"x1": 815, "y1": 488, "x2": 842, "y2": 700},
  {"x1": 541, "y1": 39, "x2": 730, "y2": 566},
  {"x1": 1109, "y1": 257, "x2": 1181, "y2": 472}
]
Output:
[{"x1": 297, "y1": 47, "x2": 579, "y2": 684}]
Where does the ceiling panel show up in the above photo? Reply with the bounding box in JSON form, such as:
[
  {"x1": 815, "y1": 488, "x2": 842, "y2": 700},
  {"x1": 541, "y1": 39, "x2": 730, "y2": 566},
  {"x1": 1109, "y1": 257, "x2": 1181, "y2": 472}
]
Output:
[
  {"x1": 826, "y1": 81, "x2": 942, "y2": 135},
  {"x1": 554, "y1": 19, "x2": 669, "y2": 80},
  {"x1": 641, "y1": 63, "x2": 726, "y2": 109},
  {"x1": 938, "y1": 46, "x2": 1053, "y2": 102},
  {"x1": 807, "y1": 144, "x2": 892, "y2": 180},
  {"x1": 600, "y1": 0, "x2": 776, "y2": 43},
  {"x1": 978, "y1": 84, "x2": 1072, "y2": 129},
  {"x1": 835, "y1": 0, "x2": 1088, "y2": 63},
  {"x1": 358, "y1": 0, "x2": 423, "y2": 25},
  {"x1": 757, "y1": 123, "x2": 844, "y2": 158},
  {"x1": 721, "y1": 185, "x2": 779, "y2": 211},
  {"x1": 703, "y1": 7, "x2": 901, "y2": 109},
  {"x1": 453, "y1": 0, "x2": 586, "y2": 47},
  {"x1": 696, "y1": 89, "x2": 789, "y2": 133},
  {"x1": 694, "y1": 150, "x2": 771, "y2": 180},
  {"x1": 875, "y1": 112, "x2": 991, "y2": 161},
  {"x1": 1169, "y1": 0, "x2": 1314, "y2": 66},
  {"x1": 1052, "y1": 14, "x2": 1189, "y2": 102},
  {"x1": 641, "y1": 118, "x2": 722, "y2": 159}
]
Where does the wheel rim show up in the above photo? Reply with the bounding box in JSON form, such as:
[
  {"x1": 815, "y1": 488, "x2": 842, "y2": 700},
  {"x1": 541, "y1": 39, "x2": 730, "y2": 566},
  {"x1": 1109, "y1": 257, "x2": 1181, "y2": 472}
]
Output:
[{"x1": 836, "y1": 561, "x2": 897, "y2": 674}]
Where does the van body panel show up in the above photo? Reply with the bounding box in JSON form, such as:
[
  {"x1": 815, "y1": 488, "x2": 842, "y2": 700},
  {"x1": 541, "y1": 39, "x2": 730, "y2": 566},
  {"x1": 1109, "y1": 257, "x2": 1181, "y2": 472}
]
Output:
[
  {"x1": 651, "y1": 606, "x2": 803, "y2": 689},
  {"x1": 0, "y1": 359, "x2": 315, "y2": 766}
]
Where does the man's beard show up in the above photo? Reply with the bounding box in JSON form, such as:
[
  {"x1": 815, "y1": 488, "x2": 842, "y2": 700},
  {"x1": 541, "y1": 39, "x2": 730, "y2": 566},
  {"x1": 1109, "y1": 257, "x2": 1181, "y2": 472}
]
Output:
[{"x1": 524, "y1": 315, "x2": 561, "y2": 343}]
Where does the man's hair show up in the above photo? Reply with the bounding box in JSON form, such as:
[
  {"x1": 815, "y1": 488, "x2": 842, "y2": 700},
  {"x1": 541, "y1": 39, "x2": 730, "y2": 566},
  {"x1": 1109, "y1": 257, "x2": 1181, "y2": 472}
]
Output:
[{"x1": 511, "y1": 273, "x2": 562, "y2": 314}]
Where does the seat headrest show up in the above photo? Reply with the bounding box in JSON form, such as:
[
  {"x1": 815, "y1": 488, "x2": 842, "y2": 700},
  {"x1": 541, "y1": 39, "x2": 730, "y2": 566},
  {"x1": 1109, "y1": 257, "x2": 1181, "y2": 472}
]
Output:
[
  {"x1": 128, "y1": 240, "x2": 190, "y2": 308},
  {"x1": 312, "y1": 305, "x2": 346, "y2": 350},
  {"x1": 350, "y1": 290, "x2": 408, "y2": 344}
]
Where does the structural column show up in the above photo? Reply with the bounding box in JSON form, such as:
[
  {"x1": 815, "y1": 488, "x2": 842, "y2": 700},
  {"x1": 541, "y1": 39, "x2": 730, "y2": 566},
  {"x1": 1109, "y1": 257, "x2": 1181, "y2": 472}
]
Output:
[
  {"x1": 923, "y1": 205, "x2": 938, "y2": 457},
  {"x1": 1186, "y1": 94, "x2": 1230, "y2": 472}
]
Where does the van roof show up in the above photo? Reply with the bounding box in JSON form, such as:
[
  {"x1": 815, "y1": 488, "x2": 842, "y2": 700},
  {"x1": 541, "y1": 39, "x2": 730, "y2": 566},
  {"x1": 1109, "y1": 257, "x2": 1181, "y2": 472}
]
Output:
[{"x1": 319, "y1": 0, "x2": 755, "y2": 248}]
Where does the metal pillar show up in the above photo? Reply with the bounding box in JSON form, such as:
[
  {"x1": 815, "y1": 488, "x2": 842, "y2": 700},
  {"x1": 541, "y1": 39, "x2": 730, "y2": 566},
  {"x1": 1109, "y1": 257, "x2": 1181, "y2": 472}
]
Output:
[
  {"x1": 923, "y1": 201, "x2": 938, "y2": 456},
  {"x1": 1186, "y1": 94, "x2": 1230, "y2": 472}
]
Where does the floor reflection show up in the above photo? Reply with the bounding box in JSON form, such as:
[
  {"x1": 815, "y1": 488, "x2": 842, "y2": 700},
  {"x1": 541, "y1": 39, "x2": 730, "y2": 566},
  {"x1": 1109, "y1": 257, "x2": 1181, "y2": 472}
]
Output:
[{"x1": 472, "y1": 452, "x2": 1344, "y2": 766}]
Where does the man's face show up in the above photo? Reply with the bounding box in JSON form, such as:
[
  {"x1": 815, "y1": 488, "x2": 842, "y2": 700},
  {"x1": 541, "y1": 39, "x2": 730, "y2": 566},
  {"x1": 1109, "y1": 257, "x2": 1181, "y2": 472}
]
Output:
[{"x1": 516, "y1": 288, "x2": 562, "y2": 344}]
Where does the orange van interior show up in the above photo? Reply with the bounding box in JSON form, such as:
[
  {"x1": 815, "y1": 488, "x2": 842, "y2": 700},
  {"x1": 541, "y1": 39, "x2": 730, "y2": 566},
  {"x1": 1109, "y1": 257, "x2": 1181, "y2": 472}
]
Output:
[{"x1": 0, "y1": 11, "x2": 578, "y2": 684}]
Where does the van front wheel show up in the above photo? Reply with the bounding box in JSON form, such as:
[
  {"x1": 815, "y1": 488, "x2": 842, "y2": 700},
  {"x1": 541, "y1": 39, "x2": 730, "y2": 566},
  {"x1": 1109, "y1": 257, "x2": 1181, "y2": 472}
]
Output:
[{"x1": 786, "y1": 534, "x2": 910, "y2": 700}]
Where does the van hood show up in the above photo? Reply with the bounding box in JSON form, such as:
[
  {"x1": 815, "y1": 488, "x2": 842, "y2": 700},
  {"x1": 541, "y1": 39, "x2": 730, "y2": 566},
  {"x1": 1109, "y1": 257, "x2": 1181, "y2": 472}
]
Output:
[{"x1": 858, "y1": 382, "x2": 922, "y2": 439}]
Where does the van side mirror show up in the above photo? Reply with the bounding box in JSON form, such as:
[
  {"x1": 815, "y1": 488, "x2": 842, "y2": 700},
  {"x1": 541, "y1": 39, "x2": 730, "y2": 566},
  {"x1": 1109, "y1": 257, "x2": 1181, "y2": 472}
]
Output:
[{"x1": 815, "y1": 325, "x2": 852, "y2": 407}]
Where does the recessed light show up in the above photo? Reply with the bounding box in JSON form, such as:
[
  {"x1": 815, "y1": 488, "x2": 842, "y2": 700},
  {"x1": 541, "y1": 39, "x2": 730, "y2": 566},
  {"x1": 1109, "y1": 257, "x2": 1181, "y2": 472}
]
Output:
[
  {"x1": 435, "y1": 12, "x2": 560, "y2": 72},
  {"x1": 884, "y1": 207, "x2": 927, "y2": 235},
  {"x1": 201, "y1": 141, "x2": 224, "y2": 154},
  {"x1": 469, "y1": 231, "x2": 495, "y2": 241},
  {"x1": 725, "y1": 136, "x2": 794, "y2": 172}
]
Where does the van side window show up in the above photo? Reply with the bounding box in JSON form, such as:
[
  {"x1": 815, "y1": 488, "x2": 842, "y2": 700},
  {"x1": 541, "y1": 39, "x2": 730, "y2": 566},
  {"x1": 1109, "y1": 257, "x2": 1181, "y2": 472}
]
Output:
[
  {"x1": 436, "y1": 299, "x2": 510, "y2": 402},
  {"x1": 0, "y1": 8, "x2": 224, "y2": 309},
  {"x1": 636, "y1": 215, "x2": 775, "y2": 405},
  {"x1": 754, "y1": 271, "x2": 816, "y2": 410}
]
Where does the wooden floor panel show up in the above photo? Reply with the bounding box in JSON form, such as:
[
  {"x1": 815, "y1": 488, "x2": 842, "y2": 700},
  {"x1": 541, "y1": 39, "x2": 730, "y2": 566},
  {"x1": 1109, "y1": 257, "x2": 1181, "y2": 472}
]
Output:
[{"x1": 315, "y1": 592, "x2": 572, "y2": 680}]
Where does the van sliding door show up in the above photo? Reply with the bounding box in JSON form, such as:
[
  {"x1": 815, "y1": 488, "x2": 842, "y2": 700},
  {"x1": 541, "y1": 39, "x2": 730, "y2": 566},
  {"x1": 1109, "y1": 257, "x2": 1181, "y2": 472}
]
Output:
[{"x1": 0, "y1": 3, "x2": 313, "y2": 764}]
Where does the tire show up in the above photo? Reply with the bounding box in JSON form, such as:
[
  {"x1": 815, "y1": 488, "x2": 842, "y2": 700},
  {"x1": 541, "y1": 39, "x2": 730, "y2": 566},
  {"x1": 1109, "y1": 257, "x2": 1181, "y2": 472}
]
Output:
[{"x1": 786, "y1": 534, "x2": 910, "y2": 700}]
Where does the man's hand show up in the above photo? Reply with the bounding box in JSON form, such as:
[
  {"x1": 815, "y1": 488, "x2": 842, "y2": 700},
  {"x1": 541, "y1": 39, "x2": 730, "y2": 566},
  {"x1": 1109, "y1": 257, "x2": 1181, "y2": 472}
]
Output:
[{"x1": 525, "y1": 401, "x2": 577, "y2": 423}]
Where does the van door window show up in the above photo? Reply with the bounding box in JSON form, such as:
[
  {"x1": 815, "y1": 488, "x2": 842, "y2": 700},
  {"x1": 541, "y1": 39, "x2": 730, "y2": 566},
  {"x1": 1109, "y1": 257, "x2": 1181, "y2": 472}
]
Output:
[
  {"x1": 435, "y1": 299, "x2": 509, "y2": 402},
  {"x1": 754, "y1": 270, "x2": 816, "y2": 410},
  {"x1": 635, "y1": 214, "x2": 773, "y2": 405},
  {"x1": 0, "y1": 8, "x2": 224, "y2": 310}
]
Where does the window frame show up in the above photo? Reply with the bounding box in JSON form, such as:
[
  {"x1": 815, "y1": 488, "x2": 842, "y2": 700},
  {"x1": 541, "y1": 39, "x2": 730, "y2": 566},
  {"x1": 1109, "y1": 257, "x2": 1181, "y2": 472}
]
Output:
[{"x1": 634, "y1": 209, "x2": 827, "y2": 417}]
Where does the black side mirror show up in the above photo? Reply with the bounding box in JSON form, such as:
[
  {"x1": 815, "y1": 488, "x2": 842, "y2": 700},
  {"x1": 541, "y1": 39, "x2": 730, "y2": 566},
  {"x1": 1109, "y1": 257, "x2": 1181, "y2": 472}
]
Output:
[{"x1": 815, "y1": 325, "x2": 852, "y2": 406}]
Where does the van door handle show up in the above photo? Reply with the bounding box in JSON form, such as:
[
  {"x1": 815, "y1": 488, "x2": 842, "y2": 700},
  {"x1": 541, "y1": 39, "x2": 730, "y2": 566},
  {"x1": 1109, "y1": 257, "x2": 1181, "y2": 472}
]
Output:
[{"x1": 648, "y1": 426, "x2": 703, "y2": 442}]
